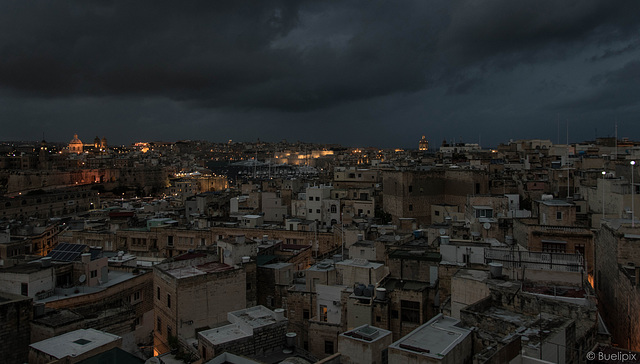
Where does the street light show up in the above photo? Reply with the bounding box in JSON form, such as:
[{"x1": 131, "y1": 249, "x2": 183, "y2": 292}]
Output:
[
  {"x1": 602, "y1": 171, "x2": 606, "y2": 220},
  {"x1": 632, "y1": 161, "x2": 636, "y2": 228}
]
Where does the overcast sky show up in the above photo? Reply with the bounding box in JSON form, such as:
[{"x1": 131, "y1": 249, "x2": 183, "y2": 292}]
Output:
[{"x1": 1, "y1": 1, "x2": 639, "y2": 148}]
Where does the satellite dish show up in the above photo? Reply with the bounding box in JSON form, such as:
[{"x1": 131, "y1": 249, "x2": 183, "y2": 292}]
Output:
[
  {"x1": 78, "y1": 275, "x2": 86, "y2": 283},
  {"x1": 483, "y1": 222, "x2": 491, "y2": 230},
  {"x1": 379, "y1": 229, "x2": 387, "y2": 235},
  {"x1": 439, "y1": 229, "x2": 446, "y2": 235},
  {"x1": 395, "y1": 235, "x2": 401, "y2": 241}
]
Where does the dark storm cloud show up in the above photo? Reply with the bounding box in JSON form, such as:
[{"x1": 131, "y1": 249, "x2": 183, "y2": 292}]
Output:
[
  {"x1": 1, "y1": 0, "x2": 640, "y2": 146},
  {"x1": 1, "y1": 1, "x2": 637, "y2": 108},
  {"x1": 560, "y1": 60, "x2": 640, "y2": 111}
]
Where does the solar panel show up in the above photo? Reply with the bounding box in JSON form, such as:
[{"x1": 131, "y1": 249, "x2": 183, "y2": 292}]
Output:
[{"x1": 46, "y1": 243, "x2": 87, "y2": 262}]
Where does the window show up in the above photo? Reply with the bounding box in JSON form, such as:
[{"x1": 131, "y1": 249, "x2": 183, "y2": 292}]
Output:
[
  {"x1": 409, "y1": 185, "x2": 413, "y2": 193},
  {"x1": 325, "y1": 340, "x2": 334, "y2": 354},
  {"x1": 157, "y1": 317, "x2": 162, "y2": 334},
  {"x1": 167, "y1": 236, "x2": 173, "y2": 247},
  {"x1": 556, "y1": 211, "x2": 563, "y2": 220},
  {"x1": 133, "y1": 290, "x2": 141, "y2": 301},
  {"x1": 409, "y1": 204, "x2": 413, "y2": 211},
  {"x1": 376, "y1": 316, "x2": 381, "y2": 322},
  {"x1": 90, "y1": 270, "x2": 98, "y2": 278},
  {"x1": 134, "y1": 316, "x2": 141, "y2": 326},
  {"x1": 475, "y1": 209, "x2": 493, "y2": 218},
  {"x1": 167, "y1": 325, "x2": 172, "y2": 338},
  {"x1": 246, "y1": 282, "x2": 252, "y2": 291},
  {"x1": 167, "y1": 294, "x2": 171, "y2": 308},
  {"x1": 542, "y1": 241, "x2": 566, "y2": 253},
  {"x1": 435, "y1": 210, "x2": 440, "y2": 216},
  {"x1": 320, "y1": 305, "x2": 328, "y2": 322},
  {"x1": 303, "y1": 309, "x2": 309, "y2": 320},
  {"x1": 331, "y1": 205, "x2": 337, "y2": 213},
  {"x1": 157, "y1": 287, "x2": 160, "y2": 300},
  {"x1": 308, "y1": 209, "x2": 312, "y2": 213},
  {"x1": 316, "y1": 209, "x2": 321, "y2": 213},
  {"x1": 315, "y1": 197, "x2": 320, "y2": 201},
  {"x1": 401, "y1": 300, "x2": 420, "y2": 323},
  {"x1": 21, "y1": 283, "x2": 28, "y2": 296},
  {"x1": 391, "y1": 310, "x2": 399, "y2": 319}
]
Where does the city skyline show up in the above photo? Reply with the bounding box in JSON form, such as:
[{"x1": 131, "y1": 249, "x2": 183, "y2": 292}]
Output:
[{"x1": 1, "y1": 1, "x2": 639, "y2": 147}]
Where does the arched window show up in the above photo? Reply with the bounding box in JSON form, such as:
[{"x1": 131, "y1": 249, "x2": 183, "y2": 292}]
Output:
[{"x1": 330, "y1": 205, "x2": 337, "y2": 213}]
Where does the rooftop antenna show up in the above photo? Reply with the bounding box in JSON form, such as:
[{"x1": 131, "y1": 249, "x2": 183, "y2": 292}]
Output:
[
  {"x1": 557, "y1": 113, "x2": 560, "y2": 145},
  {"x1": 615, "y1": 120, "x2": 618, "y2": 160}
]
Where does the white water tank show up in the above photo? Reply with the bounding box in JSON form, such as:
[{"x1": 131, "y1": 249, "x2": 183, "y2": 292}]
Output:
[
  {"x1": 375, "y1": 287, "x2": 387, "y2": 300},
  {"x1": 489, "y1": 262, "x2": 503, "y2": 278},
  {"x1": 274, "y1": 308, "x2": 285, "y2": 321}
]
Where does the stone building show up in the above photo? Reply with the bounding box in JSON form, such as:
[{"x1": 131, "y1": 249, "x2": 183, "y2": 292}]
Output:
[
  {"x1": 0, "y1": 291, "x2": 32, "y2": 363},
  {"x1": 68, "y1": 134, "x2": 84, "y2": 154},
  {"x1": 0, "y1": 187, "x2": 99, "y2": 220},
  {"x1": 153, "y1": 253, "x2": 253, "y2": 354},
  {"x1": 382, "y1": 169, "x2": 489, "y2": 227},
  {"x1": 29, "y1": 328, "x2": 121, "y2": 364},
  {"x1": 460, "y1": 275, "x2": 598, "y2": 363},
  {"x1": 388, "y1": 314, "x2": 472, "y2": 364},
  {"x1": 338, "y1": 324, "x2": 393, "y2": 364},
  {"x1": 595, "y1": 219, "x2": 640, "y2": 351},
  {"x1": 197, "y1": 306, "x2": 288, "y2": 361},
  {"x1": 39, "y1": 267, "x2": 154, "y2": 355}
]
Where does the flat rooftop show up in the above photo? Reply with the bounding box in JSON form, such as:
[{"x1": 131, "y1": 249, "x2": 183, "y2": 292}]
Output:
[
  {"x1": 341, "y1": 324, "x2": 392, "y2": 343},
  {"x1": 260, "y1": 262, "x2": 293, "y2": 270},
  {"x1": 540, "y1": 199, "x2": 572, "y2": 206},
  {"x1": 199, "y1": 324, "x2": 252, "y2": 346},
  {"x1": 336, "y1": 259, "x2": 384, "y2": 269},
  {"x1": 199, "y1": 305, "x2": 284, "y2": 346},
  {"x1": 389, "y1": 314, "x2": 470, "y2": 357},
  {"x1": 0, "y1": 262, "x2": 54, "y2": 274},
  {"x1": 454, "y1": 269, "x2": 490, "y2": 282},
  {"x1": 229, "y1": 305, "x2": 280, "y2": 330},
  {"x1": 30, "y1": 328, "x2": 120, "y2": 359},
  {"x1": 388, "y1": 250, "x2": 441, "y2": 262},
  {"x1": 37, "y1": 269, "x2": 150, "y2": 303},
  {"x1": 164, "y1": 261, "x2": 234, "y2": 279},
  {"x1": 33, "y1": 309, "x2": 84, "y2": 328}
]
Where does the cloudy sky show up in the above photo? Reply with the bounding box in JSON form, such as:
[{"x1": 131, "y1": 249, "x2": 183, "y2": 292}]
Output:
[{"x1": 1, "y1": 0, "x2": 639, "y2": 148}]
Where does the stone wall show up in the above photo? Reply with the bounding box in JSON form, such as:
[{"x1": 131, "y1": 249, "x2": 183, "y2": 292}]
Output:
[
  {"x1": 308, "y1": 320, "x2": 342, "y2": 360},
  {"x1": 0, "y1": 292, "x2": 32, "y2": 364},
  {"x1": 208, "y1": 321, "x2": 287, "y2": 358},
  {"x1": 383, "y1": 169, "x2": 489, "y2": 227}
]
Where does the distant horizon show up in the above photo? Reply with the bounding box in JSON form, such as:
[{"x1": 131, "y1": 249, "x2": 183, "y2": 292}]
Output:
[{"x1": 0, "y1": 133, "x2": 632, "y2": 152}]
